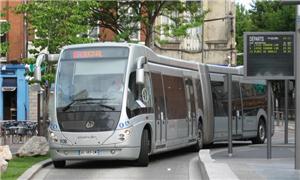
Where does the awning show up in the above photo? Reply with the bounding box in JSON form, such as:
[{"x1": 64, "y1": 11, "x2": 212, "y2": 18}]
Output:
[{"x1": 2, "y1": 78, "x2": 17, "y2": 91}]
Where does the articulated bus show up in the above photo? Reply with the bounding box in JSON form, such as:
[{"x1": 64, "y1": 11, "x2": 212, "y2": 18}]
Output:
[{"x1": 48, "y1": 43, "x2": 268, "y2": 168}]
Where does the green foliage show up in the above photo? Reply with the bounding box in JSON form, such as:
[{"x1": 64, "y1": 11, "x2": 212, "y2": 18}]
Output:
[
  {"x1": 235, "y1": 0, "x2": 295, "y2": 64},
  {"x1": 0, "y1": 12, "x2": 10, "y2": 55},
  {"x1": 236, "y1": 4, "x2": 254, "y2": 53},
  {"x1": 15, "y1": 0, "x2": 97, "y2": 87},
  {"x1": 156, "y1": 1, "x2": 204, "y2": 38},
  {"x1": 15, "y1": 0, "x2": 96, "y2": 54},
  {"x1": 22, "y1": 58, "x2": 36, "y2": 64},
  {"x1": 0, "y1": 42, "x2": 9, "y2": 55},
  {"x1": 0, "y1": 16, "x2": 10, "y2": 35},
  {"x1": 1, "y1": 155, "x2": 50, "y2": 180},
  {"x1": 249, "y1": 1, "x2": 295, "y2": 32},
  {"x1": 90, "y1": 1, "x2": 205, "y2": 47}
]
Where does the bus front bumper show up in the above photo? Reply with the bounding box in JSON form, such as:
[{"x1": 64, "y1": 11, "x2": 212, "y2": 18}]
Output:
[{"x1": 50, "y1": 146, "x2": 140, "y2": 161}]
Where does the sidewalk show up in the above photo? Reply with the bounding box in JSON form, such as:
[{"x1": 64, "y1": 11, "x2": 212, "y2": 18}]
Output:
[
  {"x1": 210, "y1": 145, "x2": 300, "y2": 179},
  {"x1": 198, "y1": 122, "x2": 300, "y2": 180}
]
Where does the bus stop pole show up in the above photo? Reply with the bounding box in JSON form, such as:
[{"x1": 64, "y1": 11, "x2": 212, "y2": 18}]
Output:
[
  {"x1": 228, "y1": 73, "x2": 233, "y2": 156},
  {"x1": 284, "y1": 80, "x2": 288, "y2": 144},
  {"x1": 295, "y1": 5, "x2": 300, "y2": 170},
  {"x1": 267, "y1": 80, "x2": 272, "y2": 159}
]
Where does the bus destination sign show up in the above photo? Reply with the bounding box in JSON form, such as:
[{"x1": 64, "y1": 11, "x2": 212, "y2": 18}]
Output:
[{"x1": 244, "y1": 32, "x2": 295, "y2": 80}]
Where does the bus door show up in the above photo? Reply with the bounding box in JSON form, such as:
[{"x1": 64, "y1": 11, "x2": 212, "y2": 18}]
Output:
[
  {"x1": 151, "y1": 73, "x2": 167, "y2": 147},
  {"x1": 232, "y1": 78, "x2": 243, "y2": 135},
  {"x1": 185, "y1": 78, "x2": 196, "y2": 138}
]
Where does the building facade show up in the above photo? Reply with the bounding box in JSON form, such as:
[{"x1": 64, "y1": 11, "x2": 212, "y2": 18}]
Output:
[
  {"x1": 0, "y1": 0, "x2": 30, "y2": 121},
  {"x1": 154, "y1": 0, "x2": 236, "y2": 65}
]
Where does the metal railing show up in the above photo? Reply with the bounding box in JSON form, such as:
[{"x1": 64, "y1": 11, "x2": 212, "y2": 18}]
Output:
[
  {"x1": 273, "y1": 108, "x2": 296, "y2": 126},
  {"x1": 0, "y1": 120, "x2": 38, "y2": 145}
]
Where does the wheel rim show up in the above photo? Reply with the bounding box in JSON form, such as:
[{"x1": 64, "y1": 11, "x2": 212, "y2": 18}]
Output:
[
  {"x1": 197, "y1": 129, "x2": 203, "y2": 147},
  {"x1": 259, "y1": 124, "x2": 265, "y2": 140}
]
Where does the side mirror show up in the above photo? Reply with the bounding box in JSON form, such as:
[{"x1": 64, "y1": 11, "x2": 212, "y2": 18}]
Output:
[
  {"x1": 136, "y1": 68, "x2": 144, "y2": 85},
  {"x1": 48, "y1": 54, "x2": 59, "y2": 62},
  {"x1": 136, "y1": 56, "x2": 147, "y2": 85}
]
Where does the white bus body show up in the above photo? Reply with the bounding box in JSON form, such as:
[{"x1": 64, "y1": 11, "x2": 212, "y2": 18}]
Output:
[{"x1": 49, "y1": 43, "x2": 268, "y2": 168}]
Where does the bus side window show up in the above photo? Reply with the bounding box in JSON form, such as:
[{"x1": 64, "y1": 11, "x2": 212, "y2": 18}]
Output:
[
  {"x1": 195, "y1": 80, "x2": 203, "y2": 110},
  {"x1": 163, "y1": 75, "x2": 187, "y2": 119},
  {"x1": 127, "y1": 72, "x2": 153, "y2": 118},
  {"x1": 211, "y1": 81, "x2": 228, "y2": 116}
]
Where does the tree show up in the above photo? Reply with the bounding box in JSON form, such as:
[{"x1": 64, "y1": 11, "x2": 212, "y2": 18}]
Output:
[
  {"x1": 236, "y1": 4, "x2": 253, "y2": 53},
  {"x1": 0, "y1": 13, "x2": 10, "y2": 56},
  {"x1": 235, "y1": 0, "x2": 295, "y2": 65},
  {"x1": 15, "y1": 0, "x2": 96, "y2": 135},
  {"x1": 90, "y1": 1, "x2": 205, "y2": 47},
  {"x1": 15, "y1": 0, "x2": 95, "y2": 54},
  {"x1": 235, "y1": 3, "x2": 254, "y2": 65},
  {"x1": 249, "y1": 1, "x2": 295, "y2": 32}
]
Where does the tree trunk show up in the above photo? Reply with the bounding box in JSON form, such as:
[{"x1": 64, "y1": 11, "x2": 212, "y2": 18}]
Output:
[
  {"x1": 42, "y1": 86, "x2": 50, "y2": 137},
  {"x1": 145, "y1": 24, "x2": 154, "y2": 48}
]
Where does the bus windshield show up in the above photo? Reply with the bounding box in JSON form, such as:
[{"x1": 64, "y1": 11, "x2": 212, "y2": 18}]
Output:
[{"x1": 55, "y1": 47, "x2": 129, "y2": 132}]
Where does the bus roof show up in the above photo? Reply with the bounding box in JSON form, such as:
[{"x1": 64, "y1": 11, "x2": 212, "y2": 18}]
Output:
[
  {"x1": 61, "y1": 42, "x2": 146, "y2": 50},
  {"x1": 207, "y1": 64, "x2": 244, "y2": 75},
  {"x1": 61, "y1": 42, "x2": 245, "y2": 75}
]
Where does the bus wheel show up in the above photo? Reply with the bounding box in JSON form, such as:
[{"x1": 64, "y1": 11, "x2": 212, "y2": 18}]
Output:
[
  {"x1": 192, "y1": 125, "x2": 203, "y2": 152},
  {"x1": 53, "y1": 160, "x2": 66, "y2": 168},
  {"x1": 135, "y1": 129, "x2": 150, "y2": 167},
  {"x1": 252, "y1": 119, "x2": 266, "y2": 144}
]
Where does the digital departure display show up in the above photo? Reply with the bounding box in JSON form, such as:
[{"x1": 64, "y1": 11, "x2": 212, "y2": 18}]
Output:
[
  {"x1": 72, "y1": 50, "x2": 103, "y2": 59},
  {"x1": 61, "y1": 47, "x2": 129, "y2": 60},
  {"x1": 244, "y1": 32, "x2": 295, "y2": 80}
]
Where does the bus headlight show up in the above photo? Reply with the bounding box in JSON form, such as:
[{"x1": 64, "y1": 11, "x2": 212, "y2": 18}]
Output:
[
  {"x1": 124, "y1": 129, "x2": 131, "y2": 135},
  {"x1": 49, "y1": 132, "x2": 58, "y2": 143},
  {"x1": 119, "y1": 134, "x2": 125, "y2": 141},
  {"x1": 118, "y1": 129, "x2": 131, "y2": 141}
]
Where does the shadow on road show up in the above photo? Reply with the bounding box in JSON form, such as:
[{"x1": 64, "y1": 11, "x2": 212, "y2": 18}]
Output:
[
  {"x1": 62, "y1": 142, "x2": 252, "y2": 169},
  {"x1": 207, "y1": 141, "x2": 252, "y2": 149},
  {"x1": 64, "y1": 146, "x2": 196, "y2": 169}
]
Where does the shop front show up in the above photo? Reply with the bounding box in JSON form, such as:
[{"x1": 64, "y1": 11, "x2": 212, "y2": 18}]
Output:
[{"x1": 0, "y1": 64, "x2": 28, "y2": 121}]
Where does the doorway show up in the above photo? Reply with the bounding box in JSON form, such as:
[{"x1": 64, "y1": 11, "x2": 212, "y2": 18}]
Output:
[
  {"x1": 2, "y1": 77, "x2": 18, "y2": 120},
  {"x1": 3, "y1": 91, "x2": 17, "y2": 120}
]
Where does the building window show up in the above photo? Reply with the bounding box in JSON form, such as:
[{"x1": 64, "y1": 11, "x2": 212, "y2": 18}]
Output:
[
  {"x1": 0, "y1": 20, "x2": 9, "y2": 61},
  {"x1": 88, "y1": 26, "x2": 100, "y2": 41}
]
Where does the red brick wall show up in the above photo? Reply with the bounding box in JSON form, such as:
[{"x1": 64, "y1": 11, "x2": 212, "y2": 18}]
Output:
[
  {"x1": 1, "y1": 0, "x2": 25, "y2": 62},
  {"x1": 100, "y1": 28, "x2": 116, "y2": 41}
]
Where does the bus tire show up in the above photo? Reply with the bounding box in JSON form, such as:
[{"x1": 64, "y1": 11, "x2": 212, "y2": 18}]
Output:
[
  {"x1": 135, "y1": 129, "x2": 150, "y2": 167},
  {"x1": 53, "y1": 160, "x2": 66, "y2": 168},
  {"x1": 252, "y1": 119, "x2": 266, "y2": 144},
  {"x1": 192, "y1": 124, "x2": 203, "y2": 152}
]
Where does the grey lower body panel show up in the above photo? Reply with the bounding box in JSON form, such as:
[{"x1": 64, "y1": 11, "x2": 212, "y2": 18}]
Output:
[{"x1": 50, "y1": 146, "x2": 140, "y2": 161}]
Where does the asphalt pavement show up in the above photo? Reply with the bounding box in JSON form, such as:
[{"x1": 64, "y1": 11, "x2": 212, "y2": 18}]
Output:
[{"x1": 5, "y1": 120, "x2": 300, "y2": 180}]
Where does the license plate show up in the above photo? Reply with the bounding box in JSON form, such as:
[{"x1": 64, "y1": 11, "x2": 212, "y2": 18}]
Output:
[{"x1": 80, "y1": 150, "x2": 99, "y2": 156}]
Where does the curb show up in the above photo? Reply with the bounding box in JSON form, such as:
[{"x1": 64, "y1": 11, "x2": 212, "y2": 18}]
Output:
[
  {"x1": 189, "y1": 157, "x2": 202, "y2": 180},
  {"x1": 198, "y1": 150, "x2": 239, "y2": 180},
  {"x1": 17, "y1": 159, "x2": 52, "y2": 180}
]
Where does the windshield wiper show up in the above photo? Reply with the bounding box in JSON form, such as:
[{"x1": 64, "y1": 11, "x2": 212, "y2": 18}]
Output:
[
  {"x1": 98, "y1": 104, "x2": 115, "y2": 111},
  {"x1": 81, "y1": 99, "x2": 115, "y2": 111},
  {"x1": 62, "y1": 98, "x2": 114, "y2": 112}
]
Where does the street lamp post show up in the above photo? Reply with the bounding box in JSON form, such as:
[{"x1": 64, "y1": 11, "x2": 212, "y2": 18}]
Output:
[
  {"x1": 279, "y1": 0, "x2": 300, "y2": 169},
  {"x1": 295, "y1": 4, "x2": 300, "y2": 170}
]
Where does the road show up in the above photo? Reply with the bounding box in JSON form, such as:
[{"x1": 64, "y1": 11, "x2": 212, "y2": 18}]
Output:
[
  {"x1": 32, "y1": 147, "x2": 200, "y2": 180},
  {"x1": 32, "y1": 124, "x2": 295, "y2": 180}
]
